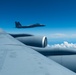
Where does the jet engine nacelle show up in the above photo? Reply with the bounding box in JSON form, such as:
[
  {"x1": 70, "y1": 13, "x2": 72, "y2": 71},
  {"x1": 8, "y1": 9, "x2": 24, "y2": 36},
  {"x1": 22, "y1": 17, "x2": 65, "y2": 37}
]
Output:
[{"x1": 15, "y1": 36, "x2": 47, "y2": 47}]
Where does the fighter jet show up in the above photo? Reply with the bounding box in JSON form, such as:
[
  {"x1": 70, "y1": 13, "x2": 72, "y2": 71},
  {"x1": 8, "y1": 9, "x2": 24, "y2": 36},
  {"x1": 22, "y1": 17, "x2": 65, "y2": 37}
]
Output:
[{"x1": 15, "y1": 21, "x2": 45, "y2": 28}]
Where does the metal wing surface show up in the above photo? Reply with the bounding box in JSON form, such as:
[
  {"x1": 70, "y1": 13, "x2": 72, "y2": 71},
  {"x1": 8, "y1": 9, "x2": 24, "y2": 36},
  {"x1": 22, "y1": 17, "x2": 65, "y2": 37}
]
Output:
[{"x1": 0, "y1": 29, "x2": 76, "y2": 75}]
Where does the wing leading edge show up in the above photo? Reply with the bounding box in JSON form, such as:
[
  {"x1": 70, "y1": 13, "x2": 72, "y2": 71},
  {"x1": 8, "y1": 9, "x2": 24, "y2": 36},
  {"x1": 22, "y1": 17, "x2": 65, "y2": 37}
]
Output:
[{"x1": 0, "y1": 29, "x2": 76, "y2": 75}]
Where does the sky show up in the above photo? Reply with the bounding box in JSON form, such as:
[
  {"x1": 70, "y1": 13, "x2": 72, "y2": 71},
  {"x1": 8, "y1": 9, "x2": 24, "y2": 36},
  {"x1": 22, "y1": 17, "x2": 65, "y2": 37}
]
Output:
[{"x1": 0, "y1": 0, "x2": 76, "y2": 44}]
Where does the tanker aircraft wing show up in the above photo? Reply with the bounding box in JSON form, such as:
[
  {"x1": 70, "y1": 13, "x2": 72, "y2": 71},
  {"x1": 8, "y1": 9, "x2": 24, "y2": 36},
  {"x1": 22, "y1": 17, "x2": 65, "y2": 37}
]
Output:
[{"x1": 0, "y1": 28, "x2": 76, "y2": 75}]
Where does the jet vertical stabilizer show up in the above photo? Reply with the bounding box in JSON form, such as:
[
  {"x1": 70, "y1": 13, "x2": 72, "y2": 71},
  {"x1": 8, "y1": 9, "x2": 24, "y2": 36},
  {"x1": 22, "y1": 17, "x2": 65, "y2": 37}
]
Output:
[{"x1": 15, "y1": 21, "x2": 22, "y2": 28}]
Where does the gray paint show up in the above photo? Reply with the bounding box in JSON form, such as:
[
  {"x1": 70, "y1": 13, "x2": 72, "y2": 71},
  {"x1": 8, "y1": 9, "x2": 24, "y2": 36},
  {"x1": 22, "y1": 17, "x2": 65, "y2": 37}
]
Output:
[
  {"x1": 16, "y1": 36, "x2": 47, "y2": 47},
  {"x1": 32, "y1": 47, "x2": 76, "y2": 72},
  {"x1": 31, "y1": 47, "x2": 76, "y2": 56},
  {"x1": 10, "y1": 33, "x2": 76, "y2": 73},
  {"x1": 49, "y1": 55, "x2": 76, "y2": 73},
  {"x1": 0, "y1": 29, "x2": 76, "y2": 75}
]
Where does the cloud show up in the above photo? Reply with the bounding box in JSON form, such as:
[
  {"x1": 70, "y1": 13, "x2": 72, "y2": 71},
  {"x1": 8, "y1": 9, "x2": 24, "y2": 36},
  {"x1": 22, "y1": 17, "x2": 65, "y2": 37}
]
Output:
[
  {"x1": 48, "y1": 41, "x2": 76, "y2": 49},
  {"x1": 71, "y1": 34, "x2": 76, "y2": 38},
  {"x1": 47, "y1": 33, "x2": 76, "y2": 39},
  {"x1": 49, "y1": 33, "x2": 66, "y2": 38}
]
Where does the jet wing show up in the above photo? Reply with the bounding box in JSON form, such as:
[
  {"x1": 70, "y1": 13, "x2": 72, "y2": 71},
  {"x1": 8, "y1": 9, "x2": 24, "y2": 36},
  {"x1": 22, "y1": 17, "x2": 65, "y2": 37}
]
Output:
[{"x1": 0, "y1": 29, "x2": 76, "y2": 75}]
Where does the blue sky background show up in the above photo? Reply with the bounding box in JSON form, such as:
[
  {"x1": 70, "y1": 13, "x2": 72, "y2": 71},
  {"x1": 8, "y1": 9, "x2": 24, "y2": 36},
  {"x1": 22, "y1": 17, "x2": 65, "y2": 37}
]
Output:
[{"x1": 0, "y1": 0, "x2": 76, "y2": 44}]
